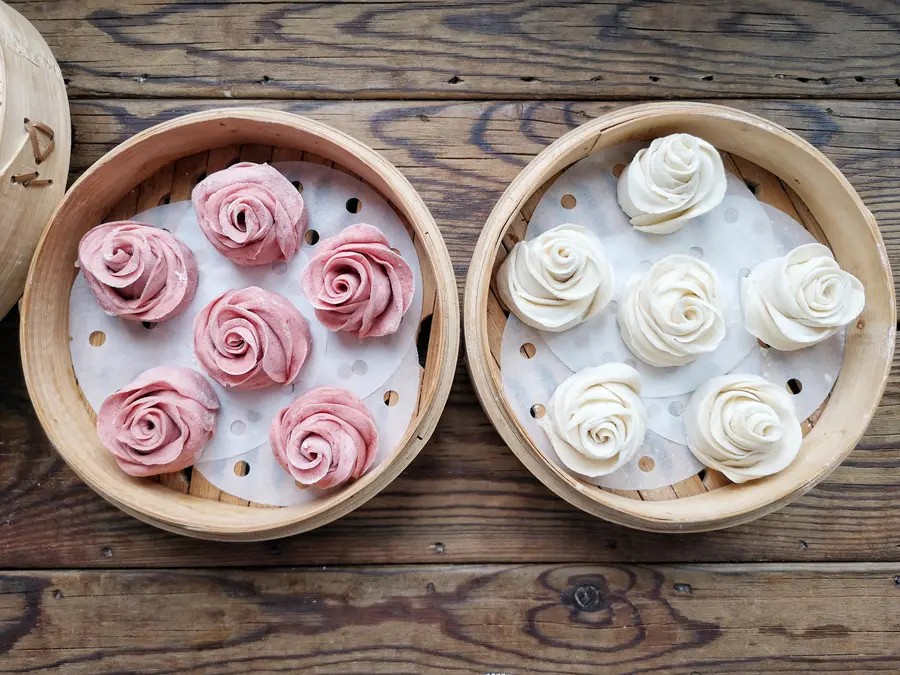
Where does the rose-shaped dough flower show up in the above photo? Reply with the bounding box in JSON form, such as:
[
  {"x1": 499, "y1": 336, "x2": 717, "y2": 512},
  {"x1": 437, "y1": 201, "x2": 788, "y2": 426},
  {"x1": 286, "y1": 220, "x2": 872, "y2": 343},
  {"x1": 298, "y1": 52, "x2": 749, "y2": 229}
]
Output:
[
  {"x1": 539, "y1": 363, "x2": 647, "y2": 477},
  {"x1": 192, "y1": 162, "x2": 307, "y2": 266},
  {"x1": 270, "y1": 386, "x2": 378, "y2": 489},
  {"x1": 684, "y1": 374, "x2": 802, "y2": 483},
  {"x1": 496, "y1": 224, "x2": 615, "y2": 332},
  {"x1": 617, "y1": 255, "x2": 726, "y2": 367},
  {"x1": 97, "y1": 366, "x2": 219, "y2": 477},
  {"x1": 301, "y1": 223, "x2": 415, "y2": 338},
  {"x1": 77, "y1": 221, "x2": 198, "y2": 322},
  {"x1": 742, "y1": 243, "x2": 865, "y2": 351},
  {"x1": 617, "y1": 133, "x2": 727, "y2": 234},
  {"x1": 194, "y1": 287, "x2": 311, "y2": 390}
]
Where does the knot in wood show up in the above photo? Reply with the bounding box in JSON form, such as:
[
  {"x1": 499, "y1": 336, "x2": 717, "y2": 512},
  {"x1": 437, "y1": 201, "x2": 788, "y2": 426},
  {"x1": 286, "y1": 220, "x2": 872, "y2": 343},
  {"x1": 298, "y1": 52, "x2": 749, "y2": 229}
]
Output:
[{"x1": 572, "y1": 583, "x2": 602, "y2": 611}]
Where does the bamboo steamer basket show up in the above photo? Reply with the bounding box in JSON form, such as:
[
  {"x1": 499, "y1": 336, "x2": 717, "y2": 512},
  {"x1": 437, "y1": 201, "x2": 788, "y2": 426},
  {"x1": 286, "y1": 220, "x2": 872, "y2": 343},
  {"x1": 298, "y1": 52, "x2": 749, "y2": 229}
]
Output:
[
  {"x1": 21, "y1": 108, "x2": 459, "y2": 541},
  {"x1": 0, "y1": 2, "x2": 70, "y2": 317},
  {"x1": 464, "y1": 102, "x2": 895, "y2": 533}
]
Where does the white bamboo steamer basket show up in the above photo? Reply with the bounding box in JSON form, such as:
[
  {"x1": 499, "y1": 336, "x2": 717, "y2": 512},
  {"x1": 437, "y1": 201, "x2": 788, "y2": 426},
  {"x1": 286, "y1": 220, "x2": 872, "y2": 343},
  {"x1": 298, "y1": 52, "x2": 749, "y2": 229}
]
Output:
[
  {"x1": 21, "y1": 108, "x2": 459, "y2": 541},
  {"x1": 0, "y1": 2, "x2": 70, "y2": 317},
  {"x1": 464, "y1": 102, "x2": 895, "y2": 533}
]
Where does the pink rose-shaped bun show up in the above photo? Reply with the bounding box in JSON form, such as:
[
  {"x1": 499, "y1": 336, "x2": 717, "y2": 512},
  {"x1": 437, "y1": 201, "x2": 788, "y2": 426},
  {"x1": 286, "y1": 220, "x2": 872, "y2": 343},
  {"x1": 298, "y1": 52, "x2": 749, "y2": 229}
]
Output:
[
  {"x1": 192, "y1": 162, "x2": 308, "y2": 266},
  {"x1": 77, "y1": 221, "x2": 198, "y2": 322},
  {"x1": 301, "y1": 223, "x2": 415, "y2": 338},
  {"x1": 270, "y1": 386, "x2": 378, "y2": 489},
  {"x1": 97, "y1": 366, "x2": 219, "y2": 477},
  {"x1": 194, "y1": 286, "x2": 311, "y2": 390}
]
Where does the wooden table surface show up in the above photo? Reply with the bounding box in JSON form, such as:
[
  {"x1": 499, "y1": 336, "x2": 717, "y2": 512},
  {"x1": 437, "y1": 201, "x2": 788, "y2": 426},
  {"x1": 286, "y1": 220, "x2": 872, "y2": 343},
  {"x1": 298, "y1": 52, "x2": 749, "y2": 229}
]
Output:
[{"x1": 3, "y1": 2, "x2": 900, "y2": 673}]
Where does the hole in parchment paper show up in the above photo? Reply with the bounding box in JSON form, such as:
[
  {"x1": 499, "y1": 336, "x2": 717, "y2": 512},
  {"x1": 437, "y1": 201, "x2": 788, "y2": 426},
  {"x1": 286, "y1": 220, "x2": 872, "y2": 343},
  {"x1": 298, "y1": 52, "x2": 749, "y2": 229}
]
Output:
[
  {"x1": 272, "y1": 261, "x2": 288, "y2": 275},
  {"x1": 613, "y1": 163, "x2": 626, "y2": 178},
  {"x1": 305, "y1": 229, "x2": 320, "y2": 245},
  {"x1": 668, "y1": 401, "x2": 684, "y2": 417},
  {"x1": 787, "y1": 378, "x2": 803, "y2": 395},
  {"x1": 230, "y1": 420, "x2": 247, "y2": 435},
  {"x1": 294, "y1": 480, "x2": 308, "y2": 489},
  {"x1": 233, "y1": 460, "x2": 250, "y2": 477},
  {"x1": 291, "y1": 180, "x2": 303, "y2": 193},
  {"x1": 351, "y1": 359, "x2": 368, "y2": 376},
  {"x1": 88, "y1": 331, "x2": 106, "y2": 347},
  {"x1": 609, "y1": 300, "x2": 618, "y2": 312},
  {"x1": 346, "y1": 197, "x2": 362, "y2": 214},
  {"x1": 142, "y1": 321, "x2": 157, "y2": 330},
  {"x1": 689, "y1": 246, "x2": 704, "y2": 258},
  {"x1": 739, "y1": 268, "x2": 751, "y2": 278},
  {"x1": 390, "y1": 247, "x2": 401, "y2": 255},
  {"x1": 383, "y1": 390, "x2": 399, "y2": 407},
  {"x1": 561, "y1": 194, "x2": 577, "y2": 209},
  {"x1": 520, "y1": 343, "x2": 536, "y2": 359},
  {"x1": 638, "y1": 456, "x2": 655, "y2": 472},
  {"x1": 639, "y1": 260, "x2": 652, "y2": 272},
  {"x1": 530, "y1": 403, "x2": 546, "y2": 419},
  {"x1": 724, "y1": 208, "x2": 739, "y2": 224},
  {"x1": 758, "y1": 338, "x2": 770, "y2": 349},
  {"x1": 600, "y1": 351, "x2": 616, "y2": 364}
]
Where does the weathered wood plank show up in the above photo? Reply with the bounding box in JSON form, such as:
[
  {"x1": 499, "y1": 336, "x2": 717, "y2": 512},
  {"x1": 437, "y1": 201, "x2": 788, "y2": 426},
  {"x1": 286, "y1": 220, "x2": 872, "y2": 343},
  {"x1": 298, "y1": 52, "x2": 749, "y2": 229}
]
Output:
[
  {"x1": 2, "y1": 308, "x2": 899, "y2": 567},
  {"x1": 11, "y1": 0, "x2": 900, "y2": 100},
  {"x1": 0, "y1": 564, "x2": 898, "y2": 674},
  {"x1": 62, "y1": 98, "x2": 900, "y2": 298},
  {"x1": 1, "y1": 98, "x2": 897, "y2": 566}
]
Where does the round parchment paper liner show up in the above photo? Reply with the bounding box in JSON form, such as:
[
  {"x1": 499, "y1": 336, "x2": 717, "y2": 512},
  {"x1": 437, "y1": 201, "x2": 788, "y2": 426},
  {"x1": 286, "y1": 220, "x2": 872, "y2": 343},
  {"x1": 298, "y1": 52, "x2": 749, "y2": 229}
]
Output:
[
  {"x1": 194, "y1": 343, "x2": 420, "y2": 506},
  {"x1": 499, "y1": 148, "x2": 846, "y2": 490},
  {"x1": 528, "y1": 143, "x2": 823, "y2": 397},
  {"x1": 501, "y1": 314, "x2": 704, "y2": 491},
  {"x1": 70, "y1": 160, "x2": 422, "y2": 464}
]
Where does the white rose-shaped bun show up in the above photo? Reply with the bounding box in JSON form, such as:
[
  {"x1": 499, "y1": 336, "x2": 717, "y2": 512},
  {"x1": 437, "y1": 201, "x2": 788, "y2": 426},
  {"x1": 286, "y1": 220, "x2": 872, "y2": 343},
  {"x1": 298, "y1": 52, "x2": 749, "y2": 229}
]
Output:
[
  {"x1": 617, "y1": 133, "x2": 727, "y2": 234},
  {"x1": 617, "y1": 255, "x2": 726, "y2": 367},
  {"x1": 539, "y1": 363, "x2": 647, "y2": 477},
  {"x1": 742, "y1": 243, "x2": 865, "y2": 351},
  {"x1": 685, "y1": 374, "x2": 802, "y2": 483},
  {"x1": 496, "y1": 224, "x2": 615, "y2": 332}
]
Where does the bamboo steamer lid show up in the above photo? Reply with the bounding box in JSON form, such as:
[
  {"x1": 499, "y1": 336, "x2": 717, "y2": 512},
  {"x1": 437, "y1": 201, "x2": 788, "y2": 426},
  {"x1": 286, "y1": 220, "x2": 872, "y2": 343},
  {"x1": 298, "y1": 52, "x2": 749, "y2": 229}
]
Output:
[{"x1": 0, "y1": 2, "x2": 70, "y2": 318}]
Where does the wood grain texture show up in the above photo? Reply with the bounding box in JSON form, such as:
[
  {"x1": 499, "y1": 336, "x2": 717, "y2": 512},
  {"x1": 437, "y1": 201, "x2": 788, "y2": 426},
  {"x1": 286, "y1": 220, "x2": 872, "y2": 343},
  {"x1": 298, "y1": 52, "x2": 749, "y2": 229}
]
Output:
[
  {"x1": 60, "y1": 98, "x2": 900, "y2": 298},
  {"x1": 1, "y1": 564, "x2": 899, "y2": 674},
  {"x1": 0, "y1": 2, "x2": 71, "y2": 318},
  {"x1": 11, "y1": 0, "x2": 900, "y2": 100},
  {"x1": 1, "y1": 97, "x2": 899, "y2": 564}
]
